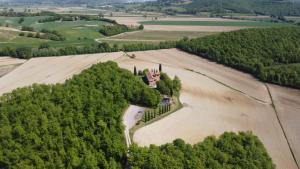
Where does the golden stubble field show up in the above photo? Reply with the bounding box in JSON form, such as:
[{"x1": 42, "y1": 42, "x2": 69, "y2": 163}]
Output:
[
  {"x1": 0, "y1": 57, "x2": 26, "y2": 77},
  {"x1": 0, "y1": 53, "x2": 122, "y2": 96},
  {"x1": 115, "y1": 50, "x2": 298, "y2": 169},
  {"x1": 0, "y1": 49, "x2": 299, "y2": 169}
]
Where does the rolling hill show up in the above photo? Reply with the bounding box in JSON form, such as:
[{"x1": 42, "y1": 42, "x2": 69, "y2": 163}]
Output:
[{"x1": 141, "y1": 0, "x2": 300, "y2": 16}]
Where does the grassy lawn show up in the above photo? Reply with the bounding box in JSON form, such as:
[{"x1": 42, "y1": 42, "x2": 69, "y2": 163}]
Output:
[
  {"x1": 32, "y1": 20, "x2": 108, "y2": 41},
  {"x1": 0, "y1": 16, "x2": 49, "y2": 28},
  {"x1": 139, "y1": 20, "x2": 292, "y2": 27},
  {"x1": 0, "y1": 30, "x2": 50, "y2": 48}
]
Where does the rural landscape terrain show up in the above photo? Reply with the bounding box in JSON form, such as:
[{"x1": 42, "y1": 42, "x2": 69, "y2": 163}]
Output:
[{"x1": 0, "y1": 0, "x2": 300, "y2": 168}]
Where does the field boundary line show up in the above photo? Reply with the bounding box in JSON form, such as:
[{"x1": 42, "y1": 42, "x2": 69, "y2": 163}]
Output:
[
  {"x1": 189, "y1": 68, "x2": 269, "y2": 104},
  {"x1": 266, "y1": 84, "x2": 300, "y2": 169}
]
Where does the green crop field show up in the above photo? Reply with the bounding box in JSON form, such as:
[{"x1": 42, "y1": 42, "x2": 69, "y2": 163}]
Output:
[
  {"x1": 139, "y1": 20, "x2": 292, "y2": 27},
  {"x1": 0, "y1": 16, "x2": 110, "y2": 49},
  {"x1": 32, "y1": 20, "x2": 108, "y2": 41},
  {"x1": 0, "y1": 16, "x2": 49, "y2": 27}
]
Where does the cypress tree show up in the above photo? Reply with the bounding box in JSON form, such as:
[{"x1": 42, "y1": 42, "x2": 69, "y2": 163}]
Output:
[
  {"x1": 159, "y1": 106, "x2": 162, "y2": 115},
  {"x1": 134, "y1": 66, "x2": 137, "y2": 76},
  {"x1": 146, "y1": 111, "x2": 149, "y2": 122}
]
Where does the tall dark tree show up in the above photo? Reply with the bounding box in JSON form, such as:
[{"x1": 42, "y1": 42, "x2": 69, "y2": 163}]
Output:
[
  {"x1": 134, "y1": 66, "x2": 137, "y2": 76},
  {"x1": 159, "y1": 64, "x2": 162, "y2": 72}
]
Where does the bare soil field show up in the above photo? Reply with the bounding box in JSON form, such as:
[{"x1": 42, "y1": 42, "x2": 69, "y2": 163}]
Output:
[
  {"x1": 114, "y1": 49, "x2": 298, "y2": 169},
  {"x1": 0, "y1": 57, "x2": 26, "y2": 77},
  {"x1": 0, "y1": 53, "x2": 122, "y2": 96},
  {"x1": 107, "y1": 17, "x2": 248, "y2": 32},
  {"x1": 268, "y1": 84, "x2": 300, "y2": 167}
]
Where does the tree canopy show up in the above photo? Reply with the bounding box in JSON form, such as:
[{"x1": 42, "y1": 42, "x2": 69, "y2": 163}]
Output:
[
  {"x1": 177, "y1": 27, "x2": 300, "y2": 88},
  {"x1": 129, "y1": 132, "x2": 275, "y2": 169},
  {"x1": 0, "y1": 61, "x2": 160, "y2": 168}
]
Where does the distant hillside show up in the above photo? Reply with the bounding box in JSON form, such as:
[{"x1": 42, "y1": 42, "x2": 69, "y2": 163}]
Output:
[
  {"x1": 5, "y1": 0, "x2": 300, "y2": 16},
  {"x1": 140, "y1": 0, "x2": 300, "y2": 16},
  {"x1": 185, "y1": 0, "x2": 300, "y2": 16},
  {"x1": 6, "y1": 0, "x2": 129, "y2": 5}
]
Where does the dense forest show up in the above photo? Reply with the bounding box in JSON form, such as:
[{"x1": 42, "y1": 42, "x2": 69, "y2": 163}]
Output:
[
  {"x1": 139, "y1": 0, "x2": 300, "y2": 16},
  {"x1": 177, "y1": 27, "x2": 300, "y2": 88},
  {"x1": 129, "y1": 132, "x2": 275, "y2": 169},
  {"x1": 0, "y1": 62, "x2": 160, "y2": 168}
]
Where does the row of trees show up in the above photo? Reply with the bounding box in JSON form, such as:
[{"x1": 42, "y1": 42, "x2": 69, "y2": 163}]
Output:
[
  {"x1": 129, "y1": 131, "x2": 275, "y2": 169},
  {"x1": 21, "y1": 26, "x2": 34, "y2": 31},
  {"x1": 19, "y1": 31, "x2": 65, "y2": 41},
  {"x1": 0, "y1": 41, "x2": 177, "y2": 59},
  {"x1": 122, "y1": 41, "x2": 177, "y2": 52},
  {"x1": 38, "y1": 14, "x2": 117, "y2": 24},
  {"x1": 143, "y1": 104, "x2": 171, "y2": 122},
  {"x1": 0, "y1": 61, "x2": 160, "y2": 168},
  {"x1": 177, "y1": 27, "x2": 300, "y2": 88},
  {"x1": 19, "y1": 27, "x2": 65, "y2": 41},
  {"x1": 0, "y1": 9, "x2": 39, "y2": 17}
]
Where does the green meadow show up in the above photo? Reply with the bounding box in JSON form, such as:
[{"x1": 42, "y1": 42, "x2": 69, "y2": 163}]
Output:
[{"x1": 0, "y1": 16, "x2": 108, "y2": 49}]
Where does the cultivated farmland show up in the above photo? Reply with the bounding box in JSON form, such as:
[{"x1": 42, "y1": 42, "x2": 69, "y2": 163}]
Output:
[
  {"x1": 109, "y1": 16, "x2": 291, "y2": 32},
  {"x1": 0, "y1": 57, "x2": 26, "y2": 77},
  {"x1": 115, "y1": 49, "x2": 298, "y2": 169},
  {"x1": 0, "y1": 52, "x2": 122, "y2": 96},
  {"x1": 0, "y1": 49, "x2": 299, "y2": 169}
]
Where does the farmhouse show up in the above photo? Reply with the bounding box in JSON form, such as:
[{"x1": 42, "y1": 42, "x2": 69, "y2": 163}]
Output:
[{"x1": 146, "y1": 69, "x2": 160, "y2": 88}]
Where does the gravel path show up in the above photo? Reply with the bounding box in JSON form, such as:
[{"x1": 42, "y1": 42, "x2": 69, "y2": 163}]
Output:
[{"x1": 123, "y1": 105, "x2": 145, "y2": 147}]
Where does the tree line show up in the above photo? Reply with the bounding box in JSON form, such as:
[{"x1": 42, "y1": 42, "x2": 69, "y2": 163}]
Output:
[
  {"x1": 0, "y1": 61, "x2": 160, "y2": 168},
  {"x1": 143, "y1": 104, "x2": 171, "y2": 123},
  {"x1": 176, "y1": 27, "x2": 300, "y2": 89},
  {"x1": 19, "y1": 28, "x2": 65, "y2": 41},
  {"x1": 0, "y1": 41, "x2": 177, "y2": 59},
  {"x1": 0, "y1": 10, "x2": 56, "y2": 17},
  {"x1": 38, "y1": 14, "x2": 117, "y2": 24},
  {"x1": 128, "y1": 132, "x2": 275, "y2": 169}
]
